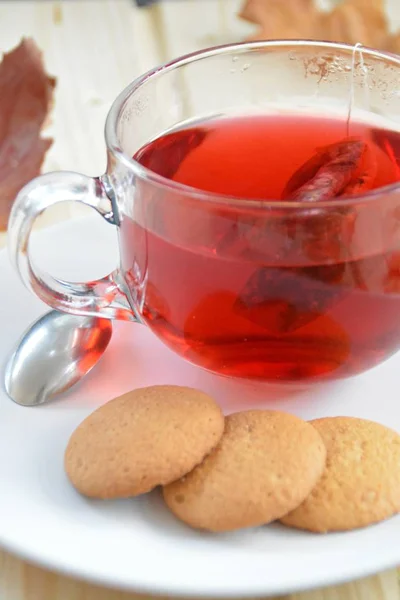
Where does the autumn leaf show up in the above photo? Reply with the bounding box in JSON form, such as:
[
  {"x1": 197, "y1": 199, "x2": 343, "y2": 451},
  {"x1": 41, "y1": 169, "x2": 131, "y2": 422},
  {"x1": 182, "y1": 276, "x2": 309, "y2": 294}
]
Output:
[
  {"x1": 322, "y1": 0, "x2": 389, "y2": 48},
  {"x1": 0, "y1": 39, "x2": 56, "y2": 230},
  {"x1": 239, "y1": 0, "x2": 399, "y2": 53},
  {"x1": 388, "y1": 31, "x2": 400, "y2": 55},
  {"x1": 239, "y1": 0, "x2": 320, "y2": 40}
]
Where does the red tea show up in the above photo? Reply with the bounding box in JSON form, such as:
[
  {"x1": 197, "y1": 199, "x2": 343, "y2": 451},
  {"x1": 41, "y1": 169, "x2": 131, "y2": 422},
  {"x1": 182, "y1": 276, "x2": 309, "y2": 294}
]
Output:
[{"x1": 121, "y1": 114, "x2": 400, "y2": 382}]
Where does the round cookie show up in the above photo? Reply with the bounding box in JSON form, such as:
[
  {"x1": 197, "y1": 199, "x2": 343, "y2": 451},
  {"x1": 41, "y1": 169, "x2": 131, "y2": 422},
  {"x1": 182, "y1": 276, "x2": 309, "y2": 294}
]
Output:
[
  {"x1": 65, "y1": 385, "x2": 224, "y2": 499},
  {"x1": 281, "y1": 417, "x2": 400, "y2": 533},
  {"x1": 163, "y1": 410, "x2": 326, "y2": 532}
]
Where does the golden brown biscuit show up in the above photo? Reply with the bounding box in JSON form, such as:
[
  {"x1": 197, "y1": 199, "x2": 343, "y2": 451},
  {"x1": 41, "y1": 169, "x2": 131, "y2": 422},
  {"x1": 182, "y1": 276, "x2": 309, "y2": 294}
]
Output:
[
  {"x1": 65, "y1": 385, "x2": 224, "y2": 499},
  {"x1": 281, "y1": 416, "x2": 400, "y2": 533},
  {"x1": 163, "y1": 410, "x2": 326, "y2": 532}
]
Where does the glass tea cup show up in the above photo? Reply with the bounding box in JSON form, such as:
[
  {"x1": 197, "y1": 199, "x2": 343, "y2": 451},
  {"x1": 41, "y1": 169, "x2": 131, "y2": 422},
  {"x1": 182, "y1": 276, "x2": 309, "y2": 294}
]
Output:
[{"x1": 8, "y1": 41, "x2": 400, "y2": 383}]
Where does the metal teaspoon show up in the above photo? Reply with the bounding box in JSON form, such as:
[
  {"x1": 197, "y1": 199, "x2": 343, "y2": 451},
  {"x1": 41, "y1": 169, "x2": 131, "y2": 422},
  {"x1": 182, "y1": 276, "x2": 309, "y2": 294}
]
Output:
[{"x1": 4, "y1": 310, "x2": 112, "y2": 407}]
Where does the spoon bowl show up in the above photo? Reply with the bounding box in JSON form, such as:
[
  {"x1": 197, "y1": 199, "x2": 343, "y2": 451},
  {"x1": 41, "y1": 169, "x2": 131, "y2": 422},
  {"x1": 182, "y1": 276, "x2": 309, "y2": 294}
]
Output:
[{"x1": 4, "y1": 310, "x2": 113, "y2": 407}]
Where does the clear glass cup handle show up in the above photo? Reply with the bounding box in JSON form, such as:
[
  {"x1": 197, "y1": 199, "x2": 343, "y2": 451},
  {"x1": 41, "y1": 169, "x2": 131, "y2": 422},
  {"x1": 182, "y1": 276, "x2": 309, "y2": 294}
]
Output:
[{"x1": 8, "y1": 171, "x2": 137, "y2": 321}]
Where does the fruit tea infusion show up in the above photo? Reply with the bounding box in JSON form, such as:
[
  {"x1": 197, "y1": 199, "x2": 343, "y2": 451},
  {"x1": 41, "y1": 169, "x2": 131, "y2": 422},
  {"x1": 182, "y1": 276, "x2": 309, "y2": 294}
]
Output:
[{"x1": 121, "y1": 113, "x2": 400, "y2": 382}]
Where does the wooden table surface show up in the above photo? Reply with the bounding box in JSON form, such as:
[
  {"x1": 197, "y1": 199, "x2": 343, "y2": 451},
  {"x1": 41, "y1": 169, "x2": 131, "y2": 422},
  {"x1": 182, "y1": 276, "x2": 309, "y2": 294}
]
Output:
[{"x1": 0, "y1": 1, "x2": 399, "y2": 598}]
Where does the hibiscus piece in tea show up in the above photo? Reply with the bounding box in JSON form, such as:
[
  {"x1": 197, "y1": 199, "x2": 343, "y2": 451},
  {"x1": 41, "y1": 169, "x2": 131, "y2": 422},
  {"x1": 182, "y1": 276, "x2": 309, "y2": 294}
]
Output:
[
  {"x1": 136, "y1": 127, "x2": 209, "y2": 180},
  {"x1": 371, "y1": 128, "x2": 400, "y2": 181}
]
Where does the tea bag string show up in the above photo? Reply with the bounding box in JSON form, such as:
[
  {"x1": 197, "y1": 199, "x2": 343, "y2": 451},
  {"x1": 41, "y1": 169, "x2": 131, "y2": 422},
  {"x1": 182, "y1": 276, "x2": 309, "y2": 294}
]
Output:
[{"x1": 347, "y1": 42, "x2": 364, "y2": 137}]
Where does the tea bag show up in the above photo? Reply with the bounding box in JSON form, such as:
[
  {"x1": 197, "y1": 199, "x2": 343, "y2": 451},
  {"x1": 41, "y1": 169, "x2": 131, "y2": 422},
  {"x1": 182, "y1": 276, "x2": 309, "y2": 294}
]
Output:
[
  {"x1": 233, "y1": 42, "x2": 377, "y2": 332},
  {"x1": 234, "y1": 137, "x2": 377, "y2": 333}
]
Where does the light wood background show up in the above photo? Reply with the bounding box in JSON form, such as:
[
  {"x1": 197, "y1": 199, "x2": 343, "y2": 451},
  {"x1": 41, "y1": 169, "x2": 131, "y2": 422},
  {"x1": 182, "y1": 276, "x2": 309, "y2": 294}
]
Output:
[{"x1": 0, "y1": 1, "x2": 399, "y2": 598}]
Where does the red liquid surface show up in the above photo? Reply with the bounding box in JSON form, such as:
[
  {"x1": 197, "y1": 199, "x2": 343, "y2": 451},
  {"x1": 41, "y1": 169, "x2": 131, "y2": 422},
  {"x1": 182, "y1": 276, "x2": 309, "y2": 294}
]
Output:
[{"x1": 122, "y1": 114, "x2": 400, "y2": 382}]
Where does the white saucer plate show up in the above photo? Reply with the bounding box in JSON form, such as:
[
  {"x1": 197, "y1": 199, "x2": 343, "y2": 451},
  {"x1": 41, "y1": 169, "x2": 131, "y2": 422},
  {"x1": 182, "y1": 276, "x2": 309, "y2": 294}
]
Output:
[{"x1": 1, "y1": 216, "x2": 399, "y2": 598}]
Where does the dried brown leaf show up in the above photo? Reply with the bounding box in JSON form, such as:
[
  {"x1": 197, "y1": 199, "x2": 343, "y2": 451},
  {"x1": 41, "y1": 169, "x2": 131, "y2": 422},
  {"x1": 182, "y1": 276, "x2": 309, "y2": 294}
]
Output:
[
  {"x1": 388, "y1": 32, "x2": 400, "y2": 55},
  {"x1": 240, "y1": 0, "x2": 320, "y2": 40},
  {"x1": 240, "y1": 0, "x2": 315, "y2": 24},
  {"x1": 0, "y1": 39, "x2": 56, "y2": 230},
  {"x1": 322, "y1": 0, "x2": 389, "y2": 48},
  {"x1": 239, "y1": 0, "x2": 398, "y2": 54}
]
